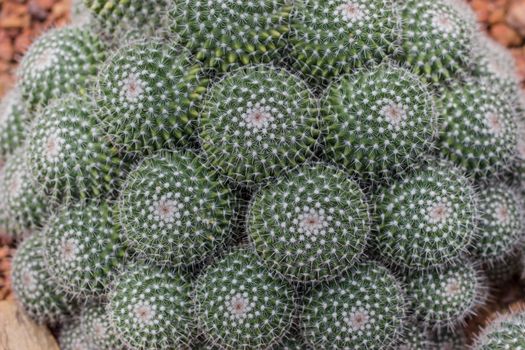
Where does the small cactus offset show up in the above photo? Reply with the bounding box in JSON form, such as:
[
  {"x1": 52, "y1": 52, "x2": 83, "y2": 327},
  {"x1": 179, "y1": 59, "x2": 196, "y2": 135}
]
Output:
[
  {"x1": 58, "y1": 317, "x2": 88, "y2": 350},
  {"x1": 199, "y1": 65, "x2": 320, "y2": 186},
  {"x1": 194, "y1": 249, "x2": 296, "y2": 349},
  {"x1": 248, "y1": 163, "x2": 370, "y2": 282},
  {"x1": 0, "y1": 89, "x2": 29, "y2": 161},
  {"x1": 80, "y1": 303, "x2": 125, "y2": 350},
  {"x1": 117, "y1": 150, "x2": 234, "y2": 268},
  {"x1": 473, "y1": 313, "x2": 525, "y2": 349}
]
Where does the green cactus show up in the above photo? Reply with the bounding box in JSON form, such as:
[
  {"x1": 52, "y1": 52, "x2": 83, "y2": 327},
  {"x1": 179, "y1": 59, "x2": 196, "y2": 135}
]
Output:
[
  {"x1": 397, "y1": 322, "x2": 430, "y2": 350},
  {"x1": 323, "y1": 63, "x2": 437, "y2": 181},
  {"x1": 288, "y1": 0, "x2": 400, "y2": 82},
  {"x1": 118, "y1": 151, "x2": 234, "y2": 268},
  {"x1": 437, "y1": 77, "x2": 517, "y2": 178},
  {"x1": 95, "y1": 41, "x2": 207, "y2": 155},
  {"x1": 428, "y1": 328, "x2": 468, "y2": 350},
  {"x1": 18, "y1": 26, "x2": 105, "y2": 110},
  {"x1": 374, "y1": 160, "x2": 478, "y2": 269},
  {"x1": 12, "y1": 233, "x2": 75, "y2": 324},
  {"x1": 169, "y1": 0, "x2": 292, "y2": 71},
  {"x1": 81, "y1": 303, "x2": 125, "y2": 350},
  {"x1": 473, "y1": 313, "x2": 525, "y2": 349},
  {"x1": 248, "y1": 163, "x2": 370, "y2": 282},
  {"x1": 108, "y1": 263, "x2": 194, "y2": 349},
  {"x1": 199, "y1": 65, "x2": 320, "y2": 186},
  {"x1": 0, "y1": 88, "x2": 29, "y2": 161},
  {"x1": 27, "y1": 95, "x2": 125, "y2": 202},
  {"x1": 58, "y1": 317, "x2": 88, "y2": 350},
  {"x1": 0, "y1": 148, "x2": 51, "y2": 239},
  {"x1": 399, "y1": 0, "x2": 477, "y2": 83},
  {"x1": 301, "y1": 261, "x2": 406, "y2": 349},
  {"x1": 43, "y1": 201, "x2": 123, "y2": 298},
  {"x1": 470, "y1": 183, "x2": 523, "y2": 266},
  {"x1": 194, "y1": 249, "x2": 296, "y2": 349},
  {"x1": 403, "y1": 262, "x2": 486, "y2": 327}
]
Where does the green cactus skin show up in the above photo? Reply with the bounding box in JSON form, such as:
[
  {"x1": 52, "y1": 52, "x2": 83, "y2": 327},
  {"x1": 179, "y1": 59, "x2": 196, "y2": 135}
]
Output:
[
  {"x1": 0, "y1": 89, "x2": 29, "y2": 161},
  {"x1": 248, "y1": 163, "x2": 370, "y2": 283},
  {"x1": 374, "y1": 160, "x2": 478, "y2": 269},
  {"x1": 170, "y1": 0, "x2": 291, "y2": 72},
  {"x1": 323, "y1": 63, "x2": 437, "y2": 181},
  {"x1": 194, "y1": 249, "x2": 296, "y2": 350},
  {"x1": 403, "y1": 262, "x2": 487, "y2": 327},
  {"x1": 18, "y1": 26, "x2": 105, "y2": 110},
  {"x1": 437, "y1": 78, "x2": 517, "y2": 178},
  {"x1": 428, "y1": 328, "x2": 468, "y2": 350},
  {"x1": 95, "y1": 41, "x2": 207, "y2": 155},
  {"x1": 470, "y1": 184, "x2": 523, "y2": 266},
  {"x1": 199, "y1": 65, "x2": 320, "y2": 187},
  {"x1": 27, "y1": 95, "x2": 125, "y2": 202},
  {"x1": 108, "y1": 263, "x2": 194, "y2": 350},
  {"x1": 300, "y1": 261, "x2": 406, "y2": 349},
  {"x1": 288, "y1": 0, "x2": 400, "y2": 82},
  {"x1": 0, "y1": 148, "x2": 51, "y2": 239},
  {"x1": 43, "y1": 201, "x2": 123, "y2": 298},
  {"x1": 58, "y1": 317, "x2": 89, "y2": 350},
  {"x1": 397, "y1": 322, "x2": 431, "y2": 350},
  {"x1": 81, "y1": 303, "x2": 125, "y2": 350},
  {"x1": 12, "y1": 234, "x2": 75, "y2": 324},
  {"x1": 473, "y1": 313, "x2": 525, "y2": 349},
  {"x1": 118, "y1": 151, "x2": 234, "y2": 268},
  {"x1": 399, "y1": 0, "x2": 477, "y2": 83}
]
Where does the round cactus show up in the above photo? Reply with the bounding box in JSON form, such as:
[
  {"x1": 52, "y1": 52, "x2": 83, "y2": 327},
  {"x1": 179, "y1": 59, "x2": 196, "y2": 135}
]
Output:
[
  {"x1": 95, "y1": 41, "x2": 207, "y2": 155},
  {"x1": 43, "y1": 201, "x2": 123, "y2": 298},
  {"x1": 301, "y1": 261, "x2": 406, "y2": 349},
  {"x1": 248, "y1": 163, "x2": 370, "y2": 282},
  {"x1": 0, "y1": 89, "x2": 29, "y2": 161},
  {"x1": 473, "y1": 313, "x2": 525, "y2": 349},
  {"x1": 399, "y1": 0, "x2": 477, "y2": 83},
  {"x1": 58, "y1": 317, "x2": 88, "y2": 350},
  {"x1": 199, "y1": 65, "x2": 320, "y2": 186},
  {"x1": 118, "y1": 151, "x2": 234, "y2": 268},
  {"x1": 470, "y1": 183, "x2": 523, "y2": 266},
  {"x1": 194, "y1": 249, "x2": 296, "y2": 349},
  {"x1": 108, "y1": 263, "x2": 194, "y2": 350},
  {"x1": 403, "y1": 262, "x2": 486, "y2": 327},
  {"x1": 397, "y1": 322, "x2": 430, "y2": 350},
  {"x1": 323, "y1": 63, "x2": 437, "y2": 181},
  {"x1": 81, "y1": 303, "x2": 125, "y2": 350},
  {"x1": 288, "y1": 0, "x2": 400, "y2": 82},
  {"x1": 170, "y1": 0, "x2": 291, "y2": 71},
  {"x1": 0, "y1": 148, "x2": 51, "y2": 239},
  {"x1": 12, "y1": 233, "x2": 74, "y2": 324},
  {"x1": 27, "y1": 95, "x2": 125, "y2": 202},
  {"x1": 437, "y1": 77, "x2": 517, "y2": 178},
  {"x1": 374, "y1": 160, "x2": 478, "y2": 269},
  {"x1": 428, "y1": 328, "x2": 468, "y2": 350},
  {"x1": 18, "y1": 26, "x2": 105, "y2": 110}
]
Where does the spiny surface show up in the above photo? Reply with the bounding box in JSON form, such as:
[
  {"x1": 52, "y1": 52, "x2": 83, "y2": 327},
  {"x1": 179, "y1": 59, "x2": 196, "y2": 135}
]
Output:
[
  {"x1": 473, "y1": 313, "x2": 525, "y2": 349},
  {"x1": 0, "y1": 89, "x2": 29, "y2": 161},
  {"x1": 199, "y1": 65, "x2": 319, "y2": 186},
  {"x1": 58, "y1": 317, "x2": 88, "y2": 350},
  {"x1": 248, "y1": 163, "x2": 370, "y2": 282},
  {"x1": 81, "y1": 303, "x2": 125, "y2": 350}
]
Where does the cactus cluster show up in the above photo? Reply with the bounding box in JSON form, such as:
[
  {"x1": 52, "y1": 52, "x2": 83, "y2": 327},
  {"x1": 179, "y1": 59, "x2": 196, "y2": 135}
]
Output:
[{"x1": 2, "y1": 0, "x2": 525, "y2": 349}]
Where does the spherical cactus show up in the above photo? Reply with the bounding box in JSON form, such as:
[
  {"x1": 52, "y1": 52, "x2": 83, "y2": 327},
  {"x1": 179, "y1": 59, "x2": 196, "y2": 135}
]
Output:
[
  {"x1": 397, "y1": 322, "x2": 430, "y2": 350},
  {"x1": 18, "y1": 26, "x2": 105, "y2": 110},
  {"x1": 81, "y1": 303, "x2": 125, "y2": 350},
  {"x1": 374, "y1": 160, "x2": 478, "y2": 269},
  {"x1": 95, "y1": 41, "x2": 207, "y2": 155},
  {"x1": 470, "y1": 183, "x2": 523, "y2": 266},
  {"x1": 108, "y1": 263, "x2": 194, "y2": 349},
  {"x1": 403, "y1": 262, "x2": 486, "y2": 327},
  {"x1": 43, "y1": 201, "x2": 123, "y2": 298},
  {"x1": 248, "y1": 163, "x2": 370, "y2": 282},
  {"x1": 27, "y1": 95, "x2": 125, "y2": 202},
  {"x1": 437, "y1": 77, "x2": 517, "y2": 178},
  {"x1": 473, "y1": 313, "x2": 525, "y2": 349},
  {"x1": 428, "y1": 328, "x2": 468, "y2": 350},
  {"x1": 300, "y1": 261, "x2": 406, "y2": 349},
  {"x1": 288, "y1": 0, "x2": 400, "y2": 82},
  {"x1": 322, "y1": 63, "x2": 437, "y2": 181},
  {"x1": 12, "y1": 233, "x2": 74, "y2": 324},
  {"x1": 398, "y1": 0, "x2": 477, "y2": 83},
  {"x1": 0, "y1": 148, "x2": 51, "y2": 239},
  {"x1": 0, "y1": 88, "x2": 29, "y2": 161},
  {"x1": 118, "y1": 151, "x2": 234, "y2": 268},
  {"x1": 199, "y1": 65, "x2": 320, "y2": 186},
  {"x1": 194, "y1": 249, "x2": 296, "y2": 349},
  {"x1": 58, "y1": 317, "x2": 88, "y2": 350},
  {"x1": 170, "y1": 0, "x2": 291, "y2": 71}
]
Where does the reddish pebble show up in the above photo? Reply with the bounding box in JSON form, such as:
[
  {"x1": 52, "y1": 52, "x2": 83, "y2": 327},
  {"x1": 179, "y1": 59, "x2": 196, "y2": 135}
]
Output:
[
  {"x1": 490, "y1": 23, "x2": 523, "y2": 46},
  {"x1": 507, "y1": 0, "x2": 525, "y2": 36}
]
